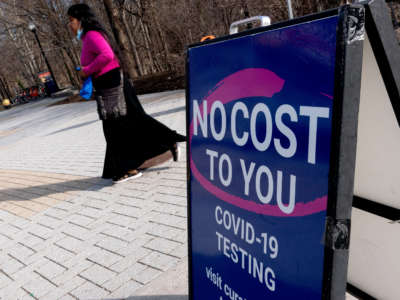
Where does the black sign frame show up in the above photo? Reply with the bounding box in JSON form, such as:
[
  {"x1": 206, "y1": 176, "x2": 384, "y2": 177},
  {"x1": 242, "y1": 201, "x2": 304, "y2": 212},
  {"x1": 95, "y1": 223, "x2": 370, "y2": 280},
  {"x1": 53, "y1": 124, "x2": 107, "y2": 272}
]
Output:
[{"x1": 186, "y1": 4, "x2": 365, "y2": 300}]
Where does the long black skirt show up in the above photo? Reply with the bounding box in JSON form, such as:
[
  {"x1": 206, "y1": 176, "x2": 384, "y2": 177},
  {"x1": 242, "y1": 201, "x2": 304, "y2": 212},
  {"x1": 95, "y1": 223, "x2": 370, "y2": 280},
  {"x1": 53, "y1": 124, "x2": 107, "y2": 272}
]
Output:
[
  {"x1": 101, "y1": 77, "x2": 184, "y2": 179},
  {"x1": 101, "y1": 114, "x2": 183, "y2": 179}
]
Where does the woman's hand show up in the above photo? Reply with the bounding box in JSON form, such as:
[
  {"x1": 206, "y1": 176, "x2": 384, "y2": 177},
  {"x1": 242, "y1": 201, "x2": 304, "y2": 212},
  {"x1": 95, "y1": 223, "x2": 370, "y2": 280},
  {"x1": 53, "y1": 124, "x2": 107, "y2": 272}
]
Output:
[{"x1": 78, "y1": 69, "x2": 88, "y2": 80}]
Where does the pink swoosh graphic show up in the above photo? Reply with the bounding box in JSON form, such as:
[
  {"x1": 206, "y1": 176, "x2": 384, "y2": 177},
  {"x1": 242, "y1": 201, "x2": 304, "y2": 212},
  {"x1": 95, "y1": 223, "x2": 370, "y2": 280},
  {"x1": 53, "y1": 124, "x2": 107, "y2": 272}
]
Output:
[
  {"x1": 190, "y1": 68, "x2": 328, "y2": 216},
  {"x1": 320, "y1": 92, "x2": 333, "y2": 99},
  {"x1": 204, "y1": 68, "x2": 285, "y2": 106},
  {"x1": 189, "y1": 68, "x2": 284, "y2": 139},
  {"x1": 191, "y1": 158, "x2": 327, "y2": 217}
]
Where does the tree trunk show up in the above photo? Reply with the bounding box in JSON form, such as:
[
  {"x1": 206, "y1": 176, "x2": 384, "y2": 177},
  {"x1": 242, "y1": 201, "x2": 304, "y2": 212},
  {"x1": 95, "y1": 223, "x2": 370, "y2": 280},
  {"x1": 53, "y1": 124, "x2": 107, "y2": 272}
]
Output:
[
  {"x1": 22, "y1": 30, "x2": 39, "y2": 72},
  {"x1": 0, "y1": 76, "x2": 8, "y2": 99},
  {"x1": 138, "y1": 19, "x2": 157, "y2": 74},
  {"x1": 60, "y1": 49, "x2": 79, "y2": 87},
  {"x1": 103, "y1": 0, "x2": 139, "y2": 80},
  {"x1": 0, "y1": 75, "x2": 12, "y2": 99},
  {"x1": 121, "y1": 10, "x2": 145, "y2": 76},
  {"x1": 63, "y1": 47, "x2": 81, "y2": 87},
  {"x1": 151, "y1": 4, "x2": 171, "y2": 72},
  {"x1": 28, "y1": 61, "x2": 38, "y2": 82}
]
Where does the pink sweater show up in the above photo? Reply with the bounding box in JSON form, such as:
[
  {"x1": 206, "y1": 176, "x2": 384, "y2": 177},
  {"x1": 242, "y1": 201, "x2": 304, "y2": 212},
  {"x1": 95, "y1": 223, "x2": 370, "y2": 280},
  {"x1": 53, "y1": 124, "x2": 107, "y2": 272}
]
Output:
[{"x1": 81, "y1": 31, "x2": 120, "y2": 78}]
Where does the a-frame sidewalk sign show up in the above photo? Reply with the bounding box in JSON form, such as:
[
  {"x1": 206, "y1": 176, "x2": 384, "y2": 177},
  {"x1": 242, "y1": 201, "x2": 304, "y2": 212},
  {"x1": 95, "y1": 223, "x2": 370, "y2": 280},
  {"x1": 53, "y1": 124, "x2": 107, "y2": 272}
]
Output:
[
  {"x1": 347, "y1": 0, "x2": 400, "y2": 299},
  {"x1": 186, "y1": 0, "x2": 398, "y2": 299}
]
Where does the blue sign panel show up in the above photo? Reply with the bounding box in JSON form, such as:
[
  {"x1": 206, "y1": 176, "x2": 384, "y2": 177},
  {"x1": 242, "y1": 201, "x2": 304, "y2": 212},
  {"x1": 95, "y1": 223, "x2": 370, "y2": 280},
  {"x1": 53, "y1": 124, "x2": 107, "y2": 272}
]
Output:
[{"x1": 188, "y1": 15, "x2": 339, "y2": 300}]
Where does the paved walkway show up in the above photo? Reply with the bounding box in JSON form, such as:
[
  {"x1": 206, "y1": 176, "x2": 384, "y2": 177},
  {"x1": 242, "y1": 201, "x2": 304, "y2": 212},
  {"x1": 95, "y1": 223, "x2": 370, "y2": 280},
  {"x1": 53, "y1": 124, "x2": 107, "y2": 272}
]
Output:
[
  {"x1": 0, "y1": 91, "x2": 358, "y2": 300},
  {"x1": 0, "y1": 92, "x2": 188, "y2": 300}
]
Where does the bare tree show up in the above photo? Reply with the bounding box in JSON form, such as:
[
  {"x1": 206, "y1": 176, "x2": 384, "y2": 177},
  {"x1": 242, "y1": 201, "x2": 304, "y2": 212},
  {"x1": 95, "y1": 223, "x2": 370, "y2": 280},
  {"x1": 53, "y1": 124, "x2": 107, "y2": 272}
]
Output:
[
  {"x1": 0, "y1": 0, "x2": 398, "y2": 98},
  {"x1": 103, "y1": 0, "x2": 140, "y2": 80}
]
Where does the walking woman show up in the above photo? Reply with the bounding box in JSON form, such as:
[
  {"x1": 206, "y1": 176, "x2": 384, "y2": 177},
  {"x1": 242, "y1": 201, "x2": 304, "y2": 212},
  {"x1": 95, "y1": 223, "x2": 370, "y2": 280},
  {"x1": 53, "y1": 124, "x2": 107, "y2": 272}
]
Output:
[{"x1": 67, "y1": 4, "x2": 185, "y2": 183}]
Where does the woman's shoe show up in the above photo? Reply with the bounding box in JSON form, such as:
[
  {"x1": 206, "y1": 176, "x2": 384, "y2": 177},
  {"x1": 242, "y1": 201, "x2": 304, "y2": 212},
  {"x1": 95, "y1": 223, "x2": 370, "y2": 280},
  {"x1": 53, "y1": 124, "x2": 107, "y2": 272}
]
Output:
[
  {"x1": 175, "y1": 132, "x2": 186, "y2": 143},
  {"x1": 113, "y1": 170, "x2": 142, "y2": 183},
  {"x1": 171, "y1": 143, "x2": 180, "y2": 162}
]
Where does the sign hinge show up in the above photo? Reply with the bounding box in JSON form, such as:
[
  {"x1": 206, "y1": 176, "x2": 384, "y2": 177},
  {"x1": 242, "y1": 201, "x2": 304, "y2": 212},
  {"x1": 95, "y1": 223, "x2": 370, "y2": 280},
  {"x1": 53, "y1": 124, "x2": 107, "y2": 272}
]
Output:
[{"x1": 324, "y1": 217, "x2": 351, "y2": 250}]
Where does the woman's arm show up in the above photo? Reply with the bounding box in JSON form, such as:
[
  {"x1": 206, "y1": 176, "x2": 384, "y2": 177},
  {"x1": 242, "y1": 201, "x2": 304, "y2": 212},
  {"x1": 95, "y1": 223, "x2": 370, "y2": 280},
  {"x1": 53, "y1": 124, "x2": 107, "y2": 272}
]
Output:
[{"x1": 82, "y1": 31, "x2": 115, "y2": 77}]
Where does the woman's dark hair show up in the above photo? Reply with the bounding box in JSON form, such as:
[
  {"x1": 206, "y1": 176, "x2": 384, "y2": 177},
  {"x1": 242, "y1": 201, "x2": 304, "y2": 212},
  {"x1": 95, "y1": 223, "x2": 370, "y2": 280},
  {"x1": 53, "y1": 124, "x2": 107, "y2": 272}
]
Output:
[
  {"x1": 67, "y1": 3, "x2": 122, "y2": 63},
  {"x1": 67, "y1": 4, "x2": 108, "y2": 37}
]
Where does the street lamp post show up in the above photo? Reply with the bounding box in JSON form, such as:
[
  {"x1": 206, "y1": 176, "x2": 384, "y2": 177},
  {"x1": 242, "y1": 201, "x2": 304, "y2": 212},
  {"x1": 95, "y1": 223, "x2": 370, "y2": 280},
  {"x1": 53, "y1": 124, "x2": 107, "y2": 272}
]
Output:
[
  {"x1": 28, "y1": 23, "x2": 59, "y2": 91},
  {"x1": 286, "y1": 0, "x2": 294, "y2": 19}
]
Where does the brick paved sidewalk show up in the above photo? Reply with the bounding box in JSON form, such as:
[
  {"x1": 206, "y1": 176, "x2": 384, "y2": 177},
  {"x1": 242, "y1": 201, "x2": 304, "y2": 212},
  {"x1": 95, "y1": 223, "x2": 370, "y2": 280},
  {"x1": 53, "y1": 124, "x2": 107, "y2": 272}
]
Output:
[
  {"x1": 0, "y1": 92, "x2": 188, "y2": 300},
  {"x1": 0, "y1": 91, "x2": 357, "y2": 300},
  {"x1": 0, "y1": 155, "x2": 188, "y2": 300}
]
